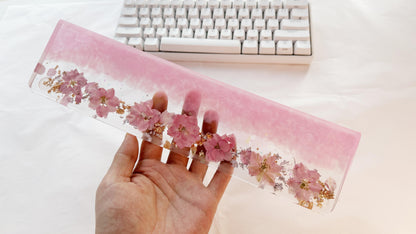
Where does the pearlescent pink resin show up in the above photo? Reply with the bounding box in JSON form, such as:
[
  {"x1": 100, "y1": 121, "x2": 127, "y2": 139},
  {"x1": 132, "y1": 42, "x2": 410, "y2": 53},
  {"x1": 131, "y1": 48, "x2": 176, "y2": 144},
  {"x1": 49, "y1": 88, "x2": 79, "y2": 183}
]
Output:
[{"x1": 29, "y1": 21, "x2": 361, "y2": 211}]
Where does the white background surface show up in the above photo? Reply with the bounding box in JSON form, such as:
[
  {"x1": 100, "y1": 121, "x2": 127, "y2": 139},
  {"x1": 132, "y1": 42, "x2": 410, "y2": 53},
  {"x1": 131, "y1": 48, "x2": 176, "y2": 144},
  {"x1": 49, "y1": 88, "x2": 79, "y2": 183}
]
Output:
[{"x1": 1, "y1": 0, "x2": 416, "y2": 233}]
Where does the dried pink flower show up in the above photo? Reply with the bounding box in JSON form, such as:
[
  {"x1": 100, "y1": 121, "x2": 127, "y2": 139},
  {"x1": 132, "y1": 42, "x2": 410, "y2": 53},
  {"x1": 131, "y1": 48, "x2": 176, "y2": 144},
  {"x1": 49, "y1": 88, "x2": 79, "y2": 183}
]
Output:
[
  {"x1": 239, "y1": 148, "x2": 255, "y2": 165},
  {"x1": 204, "y1": 134, "x2": 236, "y2": 162},
  {"x1": 85, "y1": 82, "x2": 99, "y2": 93},
  {"x1": 47, "y1": 68, "x2": 57, "y2": 76},
  {"x1": 160, "y1": 111, "x2": 175, "y2": 127},
  {"x1": 88, "y1": 87, "x2": 120, "y2": 118},
  {"x1": 59, "y1": 69, "x2": 87, "y2": 104},
  {"x1": 167, "y1": 114, "x2": 200, "y2": 149},
  {"x1": 287, "y1": 163, "x2": 323, "y2": 202},
  {"x1": 126, "y1": 100, "x2": 161, "y2": 131},
  {"x1": 247, "y1": 153, "x2": 282, "y2": 186}
]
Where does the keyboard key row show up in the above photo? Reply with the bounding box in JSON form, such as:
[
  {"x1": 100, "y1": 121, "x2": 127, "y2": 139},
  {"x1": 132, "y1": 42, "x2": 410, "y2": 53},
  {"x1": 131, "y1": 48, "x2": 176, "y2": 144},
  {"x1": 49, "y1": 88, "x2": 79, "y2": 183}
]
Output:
[
  {"x1": 118, "y1": 18, "x2": 309, "y2": 31},
  {"x1": 120, "y1": 36, "x2": 310, "y2": 55},
  {"x1": 122, "y1": 7, "x2": 308, "y2": 20},
  {"x1": 124, "y1": 0, "x2": 308, "y2": 10},
  {"x1": 116, "y1": 26, "x2": 309, "y2": 41}
]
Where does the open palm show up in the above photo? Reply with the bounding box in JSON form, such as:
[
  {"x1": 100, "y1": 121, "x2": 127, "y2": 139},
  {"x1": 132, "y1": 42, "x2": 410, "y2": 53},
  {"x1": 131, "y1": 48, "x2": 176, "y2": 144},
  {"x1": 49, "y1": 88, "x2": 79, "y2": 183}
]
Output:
[{"x1": 95, "y1": 92, "x2": 233, "y2": 234}]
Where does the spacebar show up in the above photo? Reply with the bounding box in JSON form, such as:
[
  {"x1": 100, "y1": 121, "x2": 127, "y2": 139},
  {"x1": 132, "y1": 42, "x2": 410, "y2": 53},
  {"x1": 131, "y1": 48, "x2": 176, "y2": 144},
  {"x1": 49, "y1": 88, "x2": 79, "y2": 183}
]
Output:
[{"x1": 160, "y1": 37, "x2": 241, "y2": 54}]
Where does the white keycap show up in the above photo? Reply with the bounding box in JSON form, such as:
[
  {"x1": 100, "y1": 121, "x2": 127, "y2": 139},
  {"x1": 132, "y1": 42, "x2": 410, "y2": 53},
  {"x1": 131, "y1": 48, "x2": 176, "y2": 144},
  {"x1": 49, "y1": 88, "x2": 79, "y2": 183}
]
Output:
[
  {"x1": 152, "y1": 17, "x2": 164, "y2": 28},
  {"x1": 258, "y1": 0, "x2": 270, "y2": 10},
  {"x1": 144, "y1": 38, "x2": 160, "y2": 51},
  {"x1": 151, "y1": 7, "x2": 162, "y2": 18},
  {"x1": 215, "y1": 18, "x2": 226, "y2": 30},
  {"x1": 196, "y1": 0, "x2": 207, "y2": 9},
  {"x1": 213, "y1": 8, "x2": 224, "y2": 19},
  {"x1": 220, "y1": 29, "x2": 232, "y2": 39},
  {"x1": 276, "y1": 40, "x2": 293, "y2": 54},
  {"x1": 143, "y1": 27, "x2": 155, "y2": 38},
  {"x1": 183, "y1": 0, "x2": 195, "y2": 8},
  {"x1": 163, "y1": 8, "x2": 174, "y2": 18},
  {"x1": 264, "y1": 9, "x2": 276, "y2": 20},
  {"x1": 122, "y1": 7, "x2": 138, "y2": 17},
  {"x1": 188, "y1": 8, "x2": 199, "y2": 19},
  {"x1": 273, "y1": 30, "x2": 309, "y2": 41},
  {"x1": 156, "y1": 28, "x2": 168, "y2": 38},
  {"x1": 225, "y1": 8, "x2": 237, "y2": 19},
  {"x1": 124, "y1": 0, "x2": 135, "y2": 7},
  {"x1": 246, "y1": 0, "x2": 257, "y2": 10},
  {"x1": 277, "y1": 8, "x2": 289, "y2": 20},
  {"x1": 177, "y1": 18, "x2": 189, "y2": 29},
  {"x1": 119, "y1": 17, "x2": 139, "y2": 27},
  {"x1": 201, "y1": 8, "x2": 212, "y2": 19},
  {"x1": 175, "y1": 8, "x2": 187, "y2": 19},
  {"x1": 267, "y1": 19, "x2": 279, "y2": 30},
  {"x1": 247, "y1": 29, "x2": 258, "y2": 40},
  {"x1": 148, "y1": 0, "x2": 158, "y2": 8},
  {"x1": 220, "y1": 0, "x2": 232, "y2": 9},
  {"x1": 208, "y1": 0, "x2": 219, "y2": 9},
  {"x1": 136, "y1": 0, "x2": 148, "y2": 8},
  {"x1": 280, "y1": 19, "x2": 309, "y2": 30},
  {"x1": 159, "y1": 0, "x2": 170, "y2": 8},
  {"x1": 260, "y1": 29, "x2": 272, "y2": 40},
  {"x1": 290, "y1": 8, "x2": 309, "y2": 20},
  {"x1": 171, "y1": 0, "x2": 183, "y2": 8},
  {"x1": 251, "y1": 9, "x2": 263, "y2": 20},
  {"x1": 190, "y1": 18, "x2": 201, "y2": 29},
  {"x1": 259, "y1": 40, "x2": 275, "y2": 54},
  {"x1": 194, "y1": 28, "x2": 206, "y2": 38},
  {"x1": 285, "y1": 0, "x2": 308, "y2": 9},
  {"x1": 227, "y1": 19, "x2": 239, "y2": 31},
  {"x1": 294, "y1": 40, "x2": 311, "y2": 55},
  {"x1": 114, "y1": 37, "x2": 127, "y2": 44},
  {"x1": 207, "y1": 29, "x2": 219, "y2": 39},
  {"x1": 271, "y1": 0, "x2": 282, "y2": 9},
  {"x1": 233, "y1": 0, "x2": 244, "y2": 10},
  {"x1": 169, "y1": 28, "x2": 181, "y2": 37},
  {"x1": 182, "y1": 28, "x2": 194, "y2": 38},
  {"x1": 202, "y1": 18, "x2": 214, "y2": 30},
  {"x1": 233, "y1": 29, "x2": 245, "y2": 42},
  {"x1": 241, "y1": 19, "x2": 252, "y2": 32},
  {"x1": 139, "y1": 8, "x2": 150, "y2": 18},
  {"x1": 128, "y1": 37, "x2": 144, "y2": 50},
  {"x1": 140, "y1": 17, "x2": 152, "y2": 28},
  {"x1": 164, "y1": 18, "x2": 176, "y2": 29},
  {"x1": 160, "y1": 37, "x2": 241, "y2": 53},
  {"x1": 116, "y1": 27, "x2": 142, "y2": 37},
  {"x1": 254, "y1": 19, "x2": 266, "y2": 31},
  {"x1": 238, "y1": 8, "x2": 249, "y2": 20},
  {"x1": 242, "y1": 40, "x2": 258, "y2": 54}
]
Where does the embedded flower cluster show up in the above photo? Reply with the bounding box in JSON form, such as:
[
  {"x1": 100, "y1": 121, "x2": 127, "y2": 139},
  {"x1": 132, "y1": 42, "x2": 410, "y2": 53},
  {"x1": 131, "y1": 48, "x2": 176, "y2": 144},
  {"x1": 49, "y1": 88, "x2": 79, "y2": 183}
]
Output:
[{"x1": 37, "y1": 66, "x2": 336, "y2": 210}]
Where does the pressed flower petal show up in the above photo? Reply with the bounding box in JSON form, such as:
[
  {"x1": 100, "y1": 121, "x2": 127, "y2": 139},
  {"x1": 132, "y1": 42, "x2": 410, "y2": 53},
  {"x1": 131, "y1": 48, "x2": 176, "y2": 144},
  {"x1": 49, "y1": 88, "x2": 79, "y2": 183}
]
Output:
[{"x1": 167, "y1": 114, "x2": 200, "y2": 148}]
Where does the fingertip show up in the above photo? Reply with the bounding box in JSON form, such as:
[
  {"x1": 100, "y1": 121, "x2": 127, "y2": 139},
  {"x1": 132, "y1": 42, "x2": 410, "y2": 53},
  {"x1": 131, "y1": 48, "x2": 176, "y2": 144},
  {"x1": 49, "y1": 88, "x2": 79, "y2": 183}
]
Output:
[
  {"x1": 119, "y1": 133, "x2": 139, "y2": 155},
  {"x1": 182, "y1": 90, "x2": 201, "y2": 116},
  {"x1": 202, "y1": 110, "x2": 219, "y2": 134},
  {"x1": 152, "y1": 91, "x2": 168, "y2": 112}
]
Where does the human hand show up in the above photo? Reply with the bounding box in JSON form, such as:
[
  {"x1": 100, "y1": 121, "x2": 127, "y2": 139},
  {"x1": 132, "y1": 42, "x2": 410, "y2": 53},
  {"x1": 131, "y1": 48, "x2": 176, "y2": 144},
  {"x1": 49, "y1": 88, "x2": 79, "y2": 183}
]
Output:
[{"x1": 95, "y1": 92, "x2": 234, "y2": 234}]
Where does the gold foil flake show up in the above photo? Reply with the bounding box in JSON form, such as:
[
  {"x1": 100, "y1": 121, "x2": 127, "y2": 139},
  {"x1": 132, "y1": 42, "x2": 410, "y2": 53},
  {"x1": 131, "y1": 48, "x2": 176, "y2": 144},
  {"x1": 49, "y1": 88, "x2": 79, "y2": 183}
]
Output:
[
  {"x1": 299, "y1": 200, "x2": 313, "y2": 209},
  {"x1": 116, "y1": 108, "x2": 125, "y2": 114},
  {"x1": 163, "y1": 140, "x2": 171, "y2": 149}
]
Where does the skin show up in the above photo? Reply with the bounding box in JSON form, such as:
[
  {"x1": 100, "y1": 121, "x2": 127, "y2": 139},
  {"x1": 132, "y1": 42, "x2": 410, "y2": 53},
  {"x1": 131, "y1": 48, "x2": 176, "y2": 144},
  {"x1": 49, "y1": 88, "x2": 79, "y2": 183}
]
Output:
[{"x1": 95, "y1": 92, "x2": 233, "y2": 234}]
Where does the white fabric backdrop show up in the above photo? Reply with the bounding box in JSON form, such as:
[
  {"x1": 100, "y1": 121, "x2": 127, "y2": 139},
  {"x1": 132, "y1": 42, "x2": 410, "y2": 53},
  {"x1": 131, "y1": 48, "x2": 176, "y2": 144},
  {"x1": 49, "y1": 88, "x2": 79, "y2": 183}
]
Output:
[{"x1": 1, "y1": 0, "x2": 415, "y2": 233}]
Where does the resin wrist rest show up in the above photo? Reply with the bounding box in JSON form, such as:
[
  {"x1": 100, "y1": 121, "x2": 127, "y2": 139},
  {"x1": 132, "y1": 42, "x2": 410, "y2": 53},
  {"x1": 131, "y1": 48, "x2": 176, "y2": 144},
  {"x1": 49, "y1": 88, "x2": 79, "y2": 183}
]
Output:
[{"x1": 29, "y1": 20, "x2": 360, "y2": 212}]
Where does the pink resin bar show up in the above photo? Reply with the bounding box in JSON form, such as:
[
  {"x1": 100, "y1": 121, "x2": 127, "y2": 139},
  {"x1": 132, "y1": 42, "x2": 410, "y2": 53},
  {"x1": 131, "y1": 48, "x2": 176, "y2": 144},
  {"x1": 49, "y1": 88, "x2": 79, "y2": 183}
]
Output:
[{"x1": 29, "y1": 20, "x2": 360, "y2": 212}]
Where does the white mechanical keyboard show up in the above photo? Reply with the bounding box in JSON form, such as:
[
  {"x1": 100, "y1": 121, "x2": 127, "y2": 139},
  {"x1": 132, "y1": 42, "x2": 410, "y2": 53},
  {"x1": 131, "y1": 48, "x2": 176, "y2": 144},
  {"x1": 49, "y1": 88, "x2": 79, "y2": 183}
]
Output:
[{"x1": 115, "y1": 0, "x2": 312, "y2": 64}]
